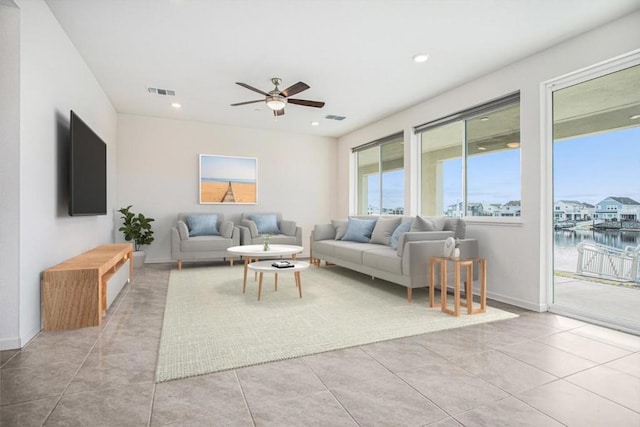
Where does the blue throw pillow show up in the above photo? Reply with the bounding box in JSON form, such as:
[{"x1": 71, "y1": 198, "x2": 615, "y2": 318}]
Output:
[
  {"x1": 249, "y1": 214, "x2": 280, "y2": 234},
  {"x1": 341, "y1": 217, "x2": 377, "y2": 243},
  {"x1": 390, "y1": 219, "x2": 413, "y2": 250},
  {"x1": 185, "y1": 214, "x2": 219, "y2": 237}
]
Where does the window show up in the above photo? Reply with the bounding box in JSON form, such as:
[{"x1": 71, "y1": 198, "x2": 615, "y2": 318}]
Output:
[
  {"x1": 416, "y1": 93, "x2": 520, "y2": 217},
  {"x1": 354, "y1": 133, "x2": 404, "y2": 215}
]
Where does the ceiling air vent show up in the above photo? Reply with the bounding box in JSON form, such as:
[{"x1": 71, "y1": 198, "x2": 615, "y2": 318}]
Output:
[
  {"x1": 147, "y1": 87, "x2": 176, "y2": 96},
  {"x1": 325, "y1": 114, "x2": 346, "y2": 121}
]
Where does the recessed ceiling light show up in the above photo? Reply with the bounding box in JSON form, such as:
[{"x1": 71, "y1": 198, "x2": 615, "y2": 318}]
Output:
[
  {"x1": 506, "y1": 142, "x2": 520, "y2": 148},
  {"x1": 412, "y1": 53, "x2": 429, "y2": 63},
  {"x1": 171, "y1": 102, "x2": 181, "y2": 109},
  {"x1": 477, "y1": 146, "x2": 486, "y2": 151},
  {"x1": 311, "y1": 121, "x2": 319, "y2": 126},
  {"x1": 480, "y1": 117, "x2": 489, "y2": 122},
  {"x1": 630, "y1": 114, "x2": 640, "y2": 120}
]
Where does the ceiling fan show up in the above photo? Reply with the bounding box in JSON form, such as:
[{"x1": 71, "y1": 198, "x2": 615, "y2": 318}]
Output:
[{"x1": 231, "y1": 78, "x2": 325, "y2": 116}]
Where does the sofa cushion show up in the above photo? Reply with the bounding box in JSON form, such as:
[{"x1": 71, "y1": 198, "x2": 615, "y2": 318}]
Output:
[
  {"x1": 314, "y1": 224, "x2": 335, "y2": 241},
  {"x1": 370, "y1": 217, "x2": 401, "y2": 246},
  {"x1": 185, "y1": 214, "x2": 219, "y2": 237},
  {"x1": 390, "y1": 219, "x2": 413, "y2": 250},
  {"x1": 242, "y1": 219, "x2": 259, "y2": 237},
  {"x1": 332, "y1": 219, "x2": 348, "y2": 240},
  {"x1": 342, "y1": 217, "x2": 377, "y2": 243},
  {"x1": 362, "y1": 247, "x2": 402, "y2": 275},
  {"x1": 280, "y1": 220, "x2": 297, "y2": 236},
  {"x1": 430, "y1": 216, "x2": 447, "y2": 231},
  {"x1": 181, "y1": 235, "x2": 231, "y2": 252},
  {"x1": 249, "y1": 214, "x2": 280, "y2": 234},
  {"x1": 220, "y1": 221, "x2": 234, "y2": 238},
  {"x1": 177, "y1": 220, "x2": 189, "y2": 240},
  {"x1": 334, "y1": 242, "x2": 379, "y2": 264},
  {"x1": 411, "y1": 215, "x2": 435, "y2": 232},
  {"x1": 313, "y1": 240, "x2": 338, "y2": 258},
  {"x1": 444, "y1": 218, "x2": 466, "y2": 239}
]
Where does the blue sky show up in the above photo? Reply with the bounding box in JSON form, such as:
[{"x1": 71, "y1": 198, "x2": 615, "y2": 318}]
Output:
[
  {"x1": 200, "y1": 155, "x2": 256, "y2": 181},
  {"x1": 368, "y1": 126, "x2": 640, "y2": 209}
]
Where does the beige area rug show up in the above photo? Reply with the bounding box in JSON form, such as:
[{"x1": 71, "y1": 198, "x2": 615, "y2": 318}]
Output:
[{"x1": 156, "y1": 264, "x2": 517, "y2": 382}]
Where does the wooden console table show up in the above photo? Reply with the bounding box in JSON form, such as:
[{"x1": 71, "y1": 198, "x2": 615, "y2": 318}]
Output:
[{"x1": 42, "y1": 243, "x2": 133, "y2": 331}]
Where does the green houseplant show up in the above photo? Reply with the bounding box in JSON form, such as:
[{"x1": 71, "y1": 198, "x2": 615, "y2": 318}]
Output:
[{"x1": 118, "y1": 205, "x2": 155, "y2": 267}]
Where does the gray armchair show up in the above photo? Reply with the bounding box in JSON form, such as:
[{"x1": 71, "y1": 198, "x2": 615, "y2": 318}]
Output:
[
  {"x1": 171, "y1": 213, "x2": 240, "y2": 270},
  {"x1": 237, "y1": 212, "x2": 302, "y2": 246}
]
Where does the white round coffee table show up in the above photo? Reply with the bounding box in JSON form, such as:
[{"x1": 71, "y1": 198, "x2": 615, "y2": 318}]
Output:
[
  {"x1": 247, "y1": 260, "x2": 310, "y2": 300},
  {"x1": 227, "y1": 245, "x2": 304, "y2": 294}
]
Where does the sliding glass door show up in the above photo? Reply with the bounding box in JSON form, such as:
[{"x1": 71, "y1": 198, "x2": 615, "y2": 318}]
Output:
[{"x1": 550, "y1": 60, "x2": 640, "y2": 333}]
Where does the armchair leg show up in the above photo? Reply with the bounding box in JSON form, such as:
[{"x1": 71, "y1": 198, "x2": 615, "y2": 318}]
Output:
[
  {"x1": 230, "y1": 258, "x2": 234, "y2": 267},
  {"x1": 177, "y1": 260, "x2": 182, "y2": 270},
  {"x1": 407, "y1": 287, "x2": 412, "y2": 303}
]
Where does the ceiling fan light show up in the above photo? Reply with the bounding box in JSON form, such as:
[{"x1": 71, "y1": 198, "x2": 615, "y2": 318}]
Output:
[{"x1": 266, "y1": 95, "x2": 286, "y2": 111}]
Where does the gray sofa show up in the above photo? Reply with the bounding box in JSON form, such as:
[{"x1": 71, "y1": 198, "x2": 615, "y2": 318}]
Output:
[
  {"x1": 237, "y1": 212, "x2": 302, "y2": 246},
  {"x1": 171, "y1": 213, "x2": 240, "y2": 270},
  {"x1": 311, "y1": 215, "x2": 478, "y2": 302}
]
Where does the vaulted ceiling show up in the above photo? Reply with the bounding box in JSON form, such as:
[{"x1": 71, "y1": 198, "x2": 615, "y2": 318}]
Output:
[{"x1": 44, "y1": 0, "x2": 640, "y2": 138}]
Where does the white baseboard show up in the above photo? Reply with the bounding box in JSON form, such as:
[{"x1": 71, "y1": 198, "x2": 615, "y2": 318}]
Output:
[
  {"x1": 484, "y1": 289, "x2": 547, "y2": 312},
  {"x1": 0, "y1": 336, "x2": 21, "y2": 351}
]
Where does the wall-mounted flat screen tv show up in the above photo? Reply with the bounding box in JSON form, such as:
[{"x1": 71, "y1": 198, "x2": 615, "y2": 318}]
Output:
[{"x1": 69, "y1": 110, "x2": 107, "y2": 216}]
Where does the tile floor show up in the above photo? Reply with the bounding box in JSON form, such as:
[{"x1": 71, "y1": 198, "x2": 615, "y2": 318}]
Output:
[{"x1": 1, "y1": 264, "x2": 639, "y2": 426}]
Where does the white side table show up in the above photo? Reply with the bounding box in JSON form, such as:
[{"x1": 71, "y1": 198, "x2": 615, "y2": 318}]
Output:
[{"x1": 247, "y1": 260, "x2": 310, "y2": 300}]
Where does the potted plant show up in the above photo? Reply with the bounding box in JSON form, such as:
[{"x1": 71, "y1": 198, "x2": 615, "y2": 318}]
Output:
[{"x1": 118, "y1": 205, "x2": 155, "y2": 268}]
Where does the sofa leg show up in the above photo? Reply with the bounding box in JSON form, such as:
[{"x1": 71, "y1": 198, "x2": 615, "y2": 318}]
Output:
[
  {"x1": 407, "y1": 287, "x2": 412, "y2": 303},
  {"x1": 178, "y1": 260, "x2": 182, "y2": 270}
]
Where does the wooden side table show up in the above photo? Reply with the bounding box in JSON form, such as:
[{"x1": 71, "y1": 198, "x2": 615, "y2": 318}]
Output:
[{"x1": 430, "y1": 256, "x2": 486, "y2": 316}]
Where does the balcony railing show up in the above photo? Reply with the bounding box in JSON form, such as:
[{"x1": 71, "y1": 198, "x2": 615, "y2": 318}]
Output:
[{"x1": 576, "y1": 242, "x2": 640, "y2": 282}]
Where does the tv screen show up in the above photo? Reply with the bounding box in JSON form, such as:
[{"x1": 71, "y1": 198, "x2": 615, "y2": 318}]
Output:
[{"x1": 69, "y1": 111, "x2": 107, "y2": 216}]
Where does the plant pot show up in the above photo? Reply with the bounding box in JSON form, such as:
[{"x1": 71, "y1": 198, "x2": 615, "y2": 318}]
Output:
[{"x1": 132, "y1": 251, "x2": 146, "y2": 268}]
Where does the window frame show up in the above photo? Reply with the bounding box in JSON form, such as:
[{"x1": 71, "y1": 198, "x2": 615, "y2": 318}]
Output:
[
  {"x1": 352, "y1": 132, "x2": 405, "y2": 216},
  {"x1": 415, "y1": 93, "x2": 522, "y2": 223}
]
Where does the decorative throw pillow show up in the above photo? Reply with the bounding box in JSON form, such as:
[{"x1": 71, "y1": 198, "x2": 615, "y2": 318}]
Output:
[
  {"x1": 444, "y1": 218, "x2": 466, "y2": 239},
  {"x1": 185, "y1": 214, "x2": 219, "y2": 237},
  {"x1": 411, "y1": 215, "x2": 436, "y2": 232},
  {"x1": 341, "y1": 217, "x2": 377, "y2": 243},
  {"x1": 370, "y1": 217, "x2": 402, "y2": 246},
  {"x1": 332, "y1": 219, "x2": 348, "y2": 240},
  {"x1": 249, "y1": 214, "x2": 280, "y2": 234},
  {"x1": 177, "y1": 220, "x2": 189, "y2": 240},
  {"x1": 390, "y1": 219, "x2": 413, "y2": 250}
]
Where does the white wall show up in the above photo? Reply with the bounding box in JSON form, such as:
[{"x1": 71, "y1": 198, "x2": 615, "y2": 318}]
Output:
[
  {"x1": 0, "y1": 1, "x2": 21, "y2": 350},
  {"x1": 116, "y1": 114, "x2": 338, "y2": 262},
  {"x1": 338, "y1": 11, "x2": 640, "y2": 311},
  {"x1": 0, "y1": 0, "x2": 118, "y2": 349}
]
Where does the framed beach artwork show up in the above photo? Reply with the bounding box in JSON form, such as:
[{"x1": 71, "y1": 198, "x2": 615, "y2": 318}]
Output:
[{"x1": 199, "y1": 154, "x2": 257, "y2": 204}]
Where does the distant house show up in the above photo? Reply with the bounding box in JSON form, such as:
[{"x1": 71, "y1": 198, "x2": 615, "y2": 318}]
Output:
[
  {"x1": 554, "y1": 200, "x2": 594, "y2": 221},
  {"x1": 594, "y1": 196, "x2": 640, "y2": 221},
  {"x1": 500, "y1": 200, "x2": 521, "y2": 217}
]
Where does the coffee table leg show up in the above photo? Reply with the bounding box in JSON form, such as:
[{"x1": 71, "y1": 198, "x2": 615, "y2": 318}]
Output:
[
  {"x1": 258, "y1": 272, "x2": 263, "y2": 301},
  {"x1": 295, "y1": 272, "x2": 302, "y2": 298},
  {"x1": 242, "y1": 257, "x2": 249, "y2": 293}
]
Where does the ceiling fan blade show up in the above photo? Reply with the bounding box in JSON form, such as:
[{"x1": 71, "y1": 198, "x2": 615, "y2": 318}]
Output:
[
  {"x1": 273, "y1": 109, "x2": 285, "y2": 117},
  {"x1": 280, "y1": 81, "x2": 309, "y2": 97},
  {"x1": 287, "y1": 98, "x2": 325, "y2": 108},
  {"x1": 236, "y1": 82, "x2": 269, "y2": 96},
  {"x1": 230, "y1": 100, "x2": 264, "y2": 106}
]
